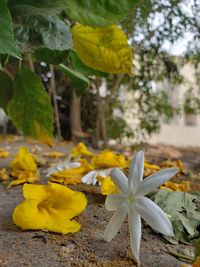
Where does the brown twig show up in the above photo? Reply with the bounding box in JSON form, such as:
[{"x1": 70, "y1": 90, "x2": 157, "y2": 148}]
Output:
[
  {"x1": 49, "y1": 64, "x2": 62, "y2": 142},
  {"x1": 27, "y1": 53, "x2": 35, "y2": 72}
]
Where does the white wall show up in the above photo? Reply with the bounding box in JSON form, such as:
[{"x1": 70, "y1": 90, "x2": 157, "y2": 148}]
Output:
[{"x1": 124, "y1": 61, "x2": 200, "y2": 147}]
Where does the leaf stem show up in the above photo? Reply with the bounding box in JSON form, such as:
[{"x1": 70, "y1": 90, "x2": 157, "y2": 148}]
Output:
[{"x1": 167, "y1": 248, "x2": 194, "y2": 262}]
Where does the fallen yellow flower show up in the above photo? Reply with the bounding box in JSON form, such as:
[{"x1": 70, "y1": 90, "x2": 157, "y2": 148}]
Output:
[
  {"x1": 98, "y1": 176, "x2": 117, "y2": 195},
  {"x1": 13, "y1": 182, "x2": 87, "y2": 234},
  {"x1": 160, "y1": 159, "x2": 184, "y2": 172},
  {"x1": 144, "y1": 162, "x2": 160, "y2": 171},
  {"x1": 160, "y1": 181, "x2": 190, "y2": 192},
  {"x1": 90, "y1": 150, "x2": 128, "y2": 169},
  {"x1": 72, "y1": 142, "x2": 93, "y2": 158},
  {"x1": 0, "y1": 148, "x2": 10, "y2": 158},
  {"x1": 0, "y1": 168, "x2": 9, "y2": 181},
  {"x1": 7, "y1": 170, "x2": 39, "y2": 189},
  {"x1": 144, "y1": 161, "x2": 160, "y2": 177},
  {"x1": 43, "y1": 151, "x2": 65, "y2": 158},
  {"x1": 10, "y1": 147, "x2": 37, "y2": 171},
  {"x1": 49, "y1": 159, "x2": 90, "y2": 185}
]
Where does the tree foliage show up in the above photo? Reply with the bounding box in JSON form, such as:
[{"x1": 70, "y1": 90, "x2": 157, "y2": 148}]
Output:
[{"x1": 0, "y1": 0, "x2": 199, "y2": 144}]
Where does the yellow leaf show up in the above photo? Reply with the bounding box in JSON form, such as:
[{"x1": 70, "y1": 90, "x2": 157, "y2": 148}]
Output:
[
  {"x1": 34, "y1": 121, "x2": 53, "y2": 147},
  {"x1": 13, "y1": 182, "x2": 87, "y2": 234},
  {"x1": 72, "y1": 24, "x2": 132, "y2": 74},
  {"x1": 10, "y1": 146, "x2": 37, "y2": 171}
]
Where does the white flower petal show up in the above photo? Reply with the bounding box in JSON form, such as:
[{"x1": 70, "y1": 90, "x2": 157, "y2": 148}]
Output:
[
  {"x1": 128, "y1": 207, "x2": 141, "y2": 264},
  {"x1": 136, "y1": 168, "x2": 178, "y2": 196},
  {"x1": 105, "y1": 194, "x2": 126, "y2": 211},
  {"x1": 68, "y1": 162, "x2": 81, "y2": 168},
  {"x1": 104, "y1": 203, "x2": 128, "y2": 242},
  {"x1": 128, "y1": 151, "x2": 144, "y2": 193},
  {"x1": 82, "y1": 171, "x2": 97, "y2": 184},
  {"x1": 135, "y1": 196, "x2": 174, "y2": 236},
  {"x1": 99, "y1": 168, "x2": 114, "y2": 176},
  {"x1": 111, "y1": 168, "x2": 128, "y2": 193}
]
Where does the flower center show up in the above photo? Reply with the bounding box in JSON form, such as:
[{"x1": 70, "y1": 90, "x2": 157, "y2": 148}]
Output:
[{"x1": 127, "y1": 193, "x2": 136, "y2": 205}]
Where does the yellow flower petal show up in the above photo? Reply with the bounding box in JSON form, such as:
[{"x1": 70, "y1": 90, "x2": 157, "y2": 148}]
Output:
[
  {"x1": 10, "y1": 147, "x2": 37, "y2": 171},
  {"x1": 41, "y1": 208, "x2": 81, "y2": 234},
  {"x1": 7, "y1": 178, "x2": 28, "y2": 190},
  {"x1": 100, "y1": 176, "x2": 117, "y2": 195},
  {"x1": 91, "y1": 150, "x2": 128, "y2": 169},
  {"x1": 50, "y1": 159, "x2": 90, "y2": 185},
  {"x1": 160, "y1": 159, "x2": 183, "y2": 172},
  {"x1": 0, "y1": 168, "x2": 9, "y2": 181},
  {"x1": 13, "y1": 199, "x2": 46, "y2": 229},
  {"x1": 160, "y1": 181, "x2": 190, "y2": 192},
  {"x1": 23, "y1": 183, "x2": 51, "y2": 202},
  {"x1": 13, "y1": 182, "x2": 87, "y2": 234},
  {"x1": 43, "y1": 151, "x2": 65, "y2": 158},
  {"x1": 144, "y1": 162, "x2": 160, "y2": 171},
  {"x1": 7, "y1": 170, "x2": 39, "y2": 189},
  {"x1": 49, "y1": 183, "x2": 87, "y2": 218},
  {"x1": 72, "y1": 142, "x2": 93, "y2": 158},
  {"x1": 0, "y1": 148, "x2": 10, "y2": 158},
  {"x1": 72, "y1": 24, "x2": 132, "y2": 74}
]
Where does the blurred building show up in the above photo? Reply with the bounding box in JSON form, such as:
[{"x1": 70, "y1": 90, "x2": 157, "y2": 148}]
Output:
[
  {"x1": 150, "y1": 62, "x2": 200, "y2": 147},
  {"x1": 125, "y1": 62, "x2": 200, "y2": 147}
]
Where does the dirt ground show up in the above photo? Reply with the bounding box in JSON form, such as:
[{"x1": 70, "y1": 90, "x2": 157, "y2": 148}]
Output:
[{"x1": 0, "y1": 138, "x2": 199, "y2": 267}]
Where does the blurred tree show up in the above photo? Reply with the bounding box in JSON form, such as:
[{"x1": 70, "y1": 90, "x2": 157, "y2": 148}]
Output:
[{"x1": 0, "y1": 0, "x2": 199, "y2": 146}]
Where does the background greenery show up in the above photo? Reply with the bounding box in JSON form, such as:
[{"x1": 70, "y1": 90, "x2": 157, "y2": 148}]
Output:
[{"x1": 0, "y1": 0, "x2": 200, "y2": 146}]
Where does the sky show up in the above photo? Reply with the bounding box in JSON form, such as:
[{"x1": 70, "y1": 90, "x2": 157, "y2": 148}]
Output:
[{"x1": 163, "y1": 32, "x2": 194, "y2": 56}]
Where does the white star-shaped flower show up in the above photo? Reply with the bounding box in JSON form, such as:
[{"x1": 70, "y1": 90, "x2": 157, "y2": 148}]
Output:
[
  {"x1": 82, "y1": 168, "x2": 114, "y2": 185},
  {"x1": 103, "y1": 151, "x2": 178, "y2": 264},
  {"x1": 45, "y1": 155, "x2": 81, "y2": 177}
]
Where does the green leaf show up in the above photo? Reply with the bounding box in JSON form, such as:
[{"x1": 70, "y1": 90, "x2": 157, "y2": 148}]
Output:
[
  {"x1": 58, "y1": 64, "x2": 90, "y2": 96},
  {"x1": 152, "y1": 189, "x2": 200, "y2": 244},
  {"x1": 34, "y1": 47, "x2": 68, "y2": 64},
  {"x1": 0, "y1": 0, "x2": 21, "y2": 59},
  {"x1": 70, "y1": 51, "x2": 108, "y2": 77},
  {"x1": 63, "y1": 0, "x2": 139, "y2": 26},
  {"x1": 0, "y1": 71, "x2": 13, "y2": 111},
  {"x1": 7, "y1": 69, "x2": 54, "y2": 145},
  {"x1": 10, "y1": 3, "x2": 72, "y2": 52},
  {"x1": 8, "y1": 0, "x2": 64, "y2": 10}
]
